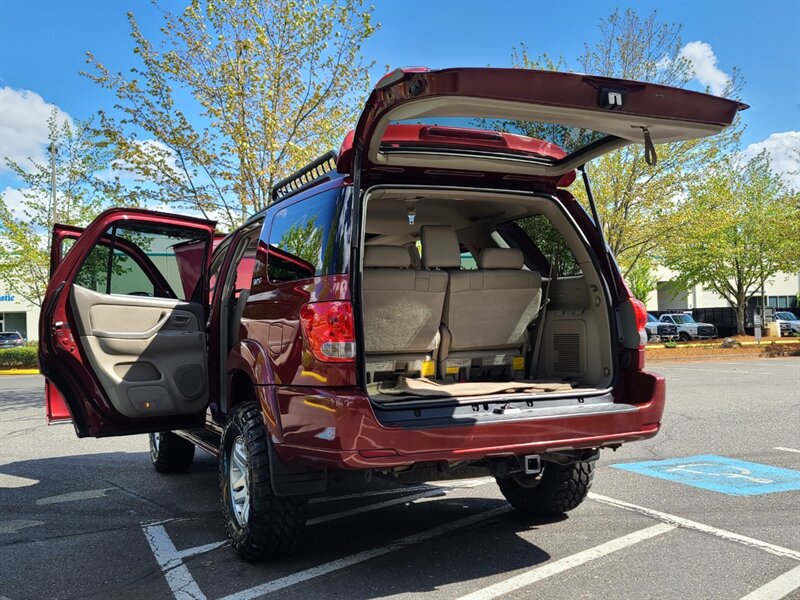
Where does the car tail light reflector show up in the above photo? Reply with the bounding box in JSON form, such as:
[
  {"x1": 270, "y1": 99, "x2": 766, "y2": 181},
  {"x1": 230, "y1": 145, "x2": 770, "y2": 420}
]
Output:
[
  {"x1": 299, "y1": 301, "x2": 356, "y2": 363},
  {"x1": 359, "y1": 449, "x2": 399, "y2": 458}
]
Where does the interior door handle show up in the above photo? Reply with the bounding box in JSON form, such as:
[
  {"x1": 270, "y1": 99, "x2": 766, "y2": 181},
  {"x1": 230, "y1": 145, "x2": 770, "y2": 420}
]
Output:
[
  {"x1": 170, "y1": 315, "x2": 192, "y2": 327},
  {"x1": 93, "y1": 311, "x2": 171, "y2": 339}
]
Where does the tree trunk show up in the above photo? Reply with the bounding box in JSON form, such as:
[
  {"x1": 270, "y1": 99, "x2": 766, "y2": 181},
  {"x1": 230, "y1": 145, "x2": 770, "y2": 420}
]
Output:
[{"x1": 736, "y1": 291, "x2": 747, "y2": 335}]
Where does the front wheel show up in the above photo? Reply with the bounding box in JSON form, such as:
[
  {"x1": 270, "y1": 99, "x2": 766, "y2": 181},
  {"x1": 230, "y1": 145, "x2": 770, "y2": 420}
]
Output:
[
  {"x1": 220, "y1": 402, "x2": 308, "y2": 561},
  {"x1": 149, "y1": 431, "x2": 195, "y2": 473},
  {"x1": 497, "y1": 461, "x2": 594, "y2": 517},
  {"x1": 679, "y1": 332, "x2": 692, "y2": 342}
]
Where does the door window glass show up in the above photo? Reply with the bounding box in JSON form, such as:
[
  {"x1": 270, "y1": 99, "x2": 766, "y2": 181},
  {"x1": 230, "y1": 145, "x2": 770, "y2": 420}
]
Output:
[{"x1": 74, "y1": 222, "x2": 210, "y2": 301}]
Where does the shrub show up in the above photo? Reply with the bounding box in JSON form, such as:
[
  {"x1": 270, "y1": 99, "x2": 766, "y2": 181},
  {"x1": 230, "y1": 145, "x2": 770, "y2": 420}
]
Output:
[
  {"x1": 0, "y1": 346, "x2": 39, "y2": 369},
  {"x1": 664, "y1": 341, "x2": 678, "y2": 348}
]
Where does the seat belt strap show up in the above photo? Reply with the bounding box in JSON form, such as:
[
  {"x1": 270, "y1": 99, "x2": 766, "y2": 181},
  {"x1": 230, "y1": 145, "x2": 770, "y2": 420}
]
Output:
[{"x1": 530, "y1": 247, "x2": 558, "y2": 379}]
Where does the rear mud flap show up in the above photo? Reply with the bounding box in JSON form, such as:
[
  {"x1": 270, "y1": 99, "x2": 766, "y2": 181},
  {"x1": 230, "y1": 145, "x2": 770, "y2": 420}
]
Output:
[{"x1": 268, "y1": 440, "x2": 328, "y2": 496}]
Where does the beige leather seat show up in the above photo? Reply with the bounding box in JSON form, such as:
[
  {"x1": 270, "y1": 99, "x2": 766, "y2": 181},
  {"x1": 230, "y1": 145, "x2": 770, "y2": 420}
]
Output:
[
  {"x1": 420, "y1": 225, "x2": 542, "y2": 377},
  {"x1": 362, "y1": 244, "x2": 448, "y2": 379}
]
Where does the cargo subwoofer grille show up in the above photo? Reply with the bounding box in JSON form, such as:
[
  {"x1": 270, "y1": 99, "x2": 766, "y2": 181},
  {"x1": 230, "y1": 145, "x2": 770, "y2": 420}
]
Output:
[{"x1": 547, "y1": 317, "x2": 587, "y2": 377}]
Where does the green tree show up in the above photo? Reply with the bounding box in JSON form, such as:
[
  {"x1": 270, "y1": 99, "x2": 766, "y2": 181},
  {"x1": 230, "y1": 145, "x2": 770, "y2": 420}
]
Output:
[
  {"x1": 84, "y1": 0, "x2": 377, "y2": 229},
  {"x1": 662, "y1": 152, "x2": 800, "y2": 334},
  {"x1": 505, "y1": 9, "x2": 743, "y2": 277},
  {"x1": 625, "y1": 257, "x2": 659, "y2": 305},
  {"x1": 0, "y1": 110, "x2": 138, "y2": 306}
]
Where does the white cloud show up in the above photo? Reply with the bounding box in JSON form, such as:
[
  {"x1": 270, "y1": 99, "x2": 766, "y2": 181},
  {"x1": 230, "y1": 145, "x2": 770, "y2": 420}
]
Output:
[
  {"x1": 744, "y1": 131, "x2": 800, "y2": 188},
  {"x1": 678, "y1": 41, "x2": 730, "y2": 96},
  {"x1": 1, "y1": 187, "x2": 32, "y2": 220},
  {"x1": 0, "y1": 88, "x2": 73, "y2": 173},
  {"x1": 1, "y1": 186, "x2": 51, "y2": 221}
]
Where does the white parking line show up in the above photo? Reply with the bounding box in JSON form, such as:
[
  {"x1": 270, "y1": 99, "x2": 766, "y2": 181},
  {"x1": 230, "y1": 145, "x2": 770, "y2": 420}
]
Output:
[
  {"x1": 218, "y1": 505, "x2": 512, "y2": 600},
  {"x1": 456, "y1": 523, "x2": 675, "y2": 600},
  {"x1": 143, "y1": 524, "x2": 209, "y2": 600},
  {"x1": 0, "y1": 519, "x2": 44, "y2": 534},
  {"x1": 589, "y1": 493, "x2": 800, "y2": 561},
  {"x1": 428, "y1": 476, "x2": 497, "y2": 489},
  {"x1": 774, "y1": 447, "x2": 800, "y2": 455},
  {"x1": 739, "y1": 564, "x2": 800, "y2": 600},
  {"x1": 36, "y1": 488, "x2": 115, "y2": 505},
  {"x1": 308, "y1": 476, "x2": 495, "y2": 505},
  {"x1": 309, "y1": 485, "x2": 432, "y2": 504},
  {"x1": 0, "y1": 473, "x2": 38, "y2": 488}
]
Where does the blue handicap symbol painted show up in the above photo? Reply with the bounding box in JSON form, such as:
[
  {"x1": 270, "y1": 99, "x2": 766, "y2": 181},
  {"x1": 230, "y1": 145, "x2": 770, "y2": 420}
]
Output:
[{"x1": 611, "y1": 455, "x2": 800, "y2": 496}]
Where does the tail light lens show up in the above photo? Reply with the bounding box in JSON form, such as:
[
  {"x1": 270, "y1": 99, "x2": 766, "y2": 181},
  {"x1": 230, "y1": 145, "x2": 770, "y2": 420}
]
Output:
[
  {"x1": 627, "y1": 298, "x2": 648, "y2": 371},
  {"x1": 631, "y1": 298, "x2": 648, "y2": 339},
  {"x1": 299, "y1": 301, "x2": 356, "y2": 363}
]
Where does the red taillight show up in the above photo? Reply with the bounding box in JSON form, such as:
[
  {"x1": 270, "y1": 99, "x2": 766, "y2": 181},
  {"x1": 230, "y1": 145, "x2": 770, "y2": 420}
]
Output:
[
  {"x1": 631, "y1": 298, "x2": 647, "y2": 338},
  {"x1": 299, "y1": 301, "x2": 356, "y2": 363},
  {"x1": 629, "y1": 297, "x2": 648, "y2": 371}
]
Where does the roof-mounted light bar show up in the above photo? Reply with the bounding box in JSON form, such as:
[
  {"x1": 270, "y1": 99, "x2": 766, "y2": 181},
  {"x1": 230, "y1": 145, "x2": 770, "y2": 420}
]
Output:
[{"x1": 271, "y1": 150, "x2": 339, "y2": 203}]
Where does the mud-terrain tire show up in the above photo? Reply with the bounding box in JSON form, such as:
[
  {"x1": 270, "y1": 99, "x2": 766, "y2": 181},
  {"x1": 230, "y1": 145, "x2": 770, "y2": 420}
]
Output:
[
  {"x1": 497, "y1": 461, "x2": 594, "y2": 517},
  {"x1": 220, "y1": 402, "x2": 308, "y2": 561},
  {"x1": 149, "y1": 431, "x2": 195, "y2": 473}
]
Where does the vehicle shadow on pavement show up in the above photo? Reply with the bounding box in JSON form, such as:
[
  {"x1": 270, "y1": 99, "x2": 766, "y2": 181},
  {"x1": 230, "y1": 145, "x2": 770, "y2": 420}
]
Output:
[
  {"x1": 205, "y1": 507, "x2": 561, "y2": 600},
  {"x1": 0, "y1": 451, "x2": 221, "y2": 524},
  {"x1": 2, "y1": 452, "x2": 568, "y2": 600},
  {"x1": 0, "y1": 385, "x2": 44, "y2": 411}
]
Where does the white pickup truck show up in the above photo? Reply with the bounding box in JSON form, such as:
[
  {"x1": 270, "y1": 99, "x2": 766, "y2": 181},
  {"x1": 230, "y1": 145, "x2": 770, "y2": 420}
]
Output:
[
  {"x1": 774, "y1": 311, "x2": 800, "y2": 336},
  {"x1": 659, "y1": 313, "x2": 718, "y2": 342}
]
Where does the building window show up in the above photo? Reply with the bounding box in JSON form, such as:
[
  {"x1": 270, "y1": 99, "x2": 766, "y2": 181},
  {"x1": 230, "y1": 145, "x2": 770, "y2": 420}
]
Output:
[
  {"x1": 0, "y1": 311, "x2": 28, "y2": 339},
  {"x1": 768, "y1": 296, "x2": 798, "y2": 308}
]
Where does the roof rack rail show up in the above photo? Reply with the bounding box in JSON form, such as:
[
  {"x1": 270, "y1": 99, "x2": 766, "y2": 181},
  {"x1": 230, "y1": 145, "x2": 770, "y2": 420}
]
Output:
[{"x1": 271, "y1": 150, "x2": 339, "y2": 203}]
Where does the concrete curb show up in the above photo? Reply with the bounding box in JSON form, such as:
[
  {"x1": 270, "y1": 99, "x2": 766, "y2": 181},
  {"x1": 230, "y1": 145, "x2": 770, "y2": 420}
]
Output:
[
  {"x1": 646, "y1": 339, "x2": 798, "y2": 349},
  {"x1": 0, "y1": 369, "x2": 40, "y2": 375}
]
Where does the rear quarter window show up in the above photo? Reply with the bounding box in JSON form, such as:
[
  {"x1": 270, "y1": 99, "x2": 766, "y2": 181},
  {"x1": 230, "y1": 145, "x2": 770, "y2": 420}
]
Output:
[
  {"x1": 495, "y1": 215, "x2": 582, "y2": 277},
  {"x1": 264, "y1": 188, "x2": 350, "y2": 284}
]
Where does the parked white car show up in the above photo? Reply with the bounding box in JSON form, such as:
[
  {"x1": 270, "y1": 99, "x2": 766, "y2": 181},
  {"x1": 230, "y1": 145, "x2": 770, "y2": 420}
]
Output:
[
  {"x1": 774, "y1": 311, "x2": 800, "y2": 336},
  {"x1": 659, "y1": 313, "x2": 717, "y2": 342}
]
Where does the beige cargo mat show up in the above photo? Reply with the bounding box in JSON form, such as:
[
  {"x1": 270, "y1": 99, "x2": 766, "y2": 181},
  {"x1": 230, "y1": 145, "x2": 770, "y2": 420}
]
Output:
[{"x1": 370, "y1": 377, "x2": 573, "y2": 400}]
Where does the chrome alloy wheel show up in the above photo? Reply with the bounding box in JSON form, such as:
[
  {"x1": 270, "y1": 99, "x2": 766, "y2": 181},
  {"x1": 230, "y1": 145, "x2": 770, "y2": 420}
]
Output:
[
  {"x1": 152, "y1": 432, "x2": 162, "y2": 453},
  {"x1": 227, "y1": 436, "x2": 251, "y2": 527}
]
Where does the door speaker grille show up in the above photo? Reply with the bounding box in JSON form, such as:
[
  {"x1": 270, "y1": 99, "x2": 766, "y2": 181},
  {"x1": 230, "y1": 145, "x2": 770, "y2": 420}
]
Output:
[{"x1": 553, "y1": 333, "x2": 581, "y2": 374}]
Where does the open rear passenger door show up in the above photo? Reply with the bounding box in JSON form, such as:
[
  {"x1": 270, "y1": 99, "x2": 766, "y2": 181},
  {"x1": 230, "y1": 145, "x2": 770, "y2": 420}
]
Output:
[{"x1": 40, "y1": 208, "x2": 216, "y2": 437}]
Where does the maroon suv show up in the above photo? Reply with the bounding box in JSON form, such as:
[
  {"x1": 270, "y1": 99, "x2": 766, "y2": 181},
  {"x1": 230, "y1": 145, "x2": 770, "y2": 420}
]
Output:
[{"x1": 40, "y1": 67, "x2": 743, "y2": 561}]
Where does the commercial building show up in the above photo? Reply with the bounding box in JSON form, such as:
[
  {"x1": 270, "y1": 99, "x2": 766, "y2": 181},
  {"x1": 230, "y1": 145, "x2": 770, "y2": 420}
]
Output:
[
  {"x1": 0, "y1": 285, "x2": 39, "y2": 341},
  {"x1": 644, "y1": 268, "x2": 800, "y2": 313}
]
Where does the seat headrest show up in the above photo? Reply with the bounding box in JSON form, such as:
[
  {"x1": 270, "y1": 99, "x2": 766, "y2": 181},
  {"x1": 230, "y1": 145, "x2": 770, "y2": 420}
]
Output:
[
  {"x1": 478, "y1": 248, "x2": 524, "y2": 270},
  {"x1": 364, "y1": 245, "x2": 411, "y2": 268},
  {"x1": 420, "y1": 225, "x2": 461, "y2": 269}
]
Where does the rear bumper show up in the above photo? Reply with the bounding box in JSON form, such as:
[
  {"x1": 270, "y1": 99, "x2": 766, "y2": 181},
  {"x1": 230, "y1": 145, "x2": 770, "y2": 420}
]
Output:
[{"x1": 270, "y1": 369, "x2": 666, "y2": 470}]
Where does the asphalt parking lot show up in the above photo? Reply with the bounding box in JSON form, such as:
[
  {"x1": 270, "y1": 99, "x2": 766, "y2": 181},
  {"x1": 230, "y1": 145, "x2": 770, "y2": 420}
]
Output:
[{"x1": 1, "y1": 357, "x2": 799, "y2": 600}]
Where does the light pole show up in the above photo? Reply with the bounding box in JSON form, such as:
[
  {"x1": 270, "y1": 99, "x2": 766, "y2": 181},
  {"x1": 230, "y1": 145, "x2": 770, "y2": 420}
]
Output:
[{"x1": 49, "y1": 142, "x2": 57, "y2": 224}]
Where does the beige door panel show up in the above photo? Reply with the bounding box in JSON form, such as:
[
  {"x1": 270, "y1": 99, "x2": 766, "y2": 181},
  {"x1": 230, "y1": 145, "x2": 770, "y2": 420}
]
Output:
[{"x1": 70, "y1": 285, "x2": 208, "y2": 418}]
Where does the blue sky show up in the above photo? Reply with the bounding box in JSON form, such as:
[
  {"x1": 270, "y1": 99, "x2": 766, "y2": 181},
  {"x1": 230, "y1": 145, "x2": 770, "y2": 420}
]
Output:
[{"x1": 1, "y1": 0, "x2": 798, "y2": 193}]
